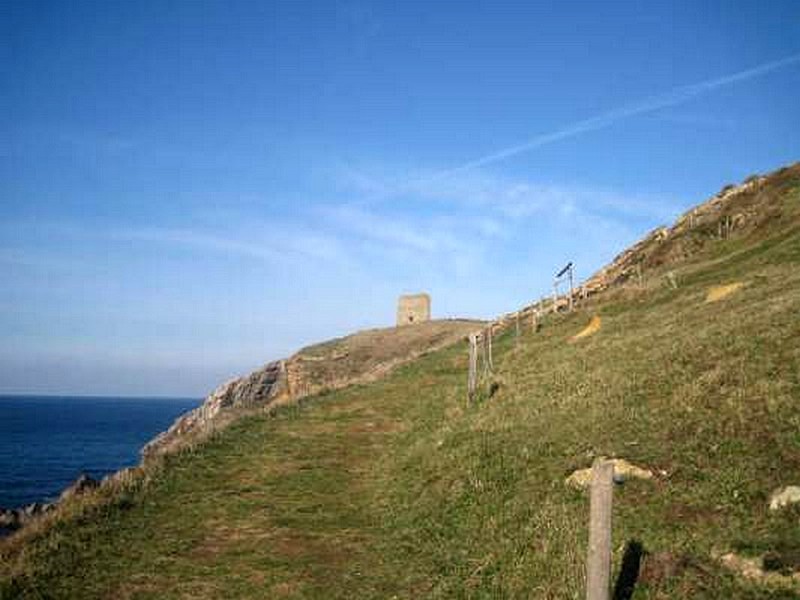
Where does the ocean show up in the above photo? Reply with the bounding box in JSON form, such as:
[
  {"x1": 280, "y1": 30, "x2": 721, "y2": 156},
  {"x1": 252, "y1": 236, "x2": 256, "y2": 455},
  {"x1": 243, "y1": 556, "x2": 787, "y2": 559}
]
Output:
[{"x1": 0, "y1": 395, "x2": 199, "y2": 509}]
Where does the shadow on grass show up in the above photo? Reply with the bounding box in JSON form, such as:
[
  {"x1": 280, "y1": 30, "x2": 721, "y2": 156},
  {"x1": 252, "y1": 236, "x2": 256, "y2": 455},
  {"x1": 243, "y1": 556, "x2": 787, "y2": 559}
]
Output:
[{"x1": 613, "y1": 539, "x2": 645, "y2": 600}]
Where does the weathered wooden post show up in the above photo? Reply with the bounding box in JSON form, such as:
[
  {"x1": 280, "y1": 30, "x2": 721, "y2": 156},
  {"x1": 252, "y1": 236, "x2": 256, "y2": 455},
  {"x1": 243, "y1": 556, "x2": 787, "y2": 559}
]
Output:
[
  {"x1": 487, "y1": 327, "x2": 493, "y2": 371},
  {"x1": 468, "y1": 332, "x2": 478, "y2": 402},
  {"x1": 515, "y1": 312, "x2": 520, "y2": 344},
  {"x1": 666, "y1": 271, "x2": 678, "y2": 289},
  {"x1": 586, "y1": 459, "x2": 614, "y2": 600},
  {"x1": 480, "y1": 330, "x2": 487, "y2": 377}
]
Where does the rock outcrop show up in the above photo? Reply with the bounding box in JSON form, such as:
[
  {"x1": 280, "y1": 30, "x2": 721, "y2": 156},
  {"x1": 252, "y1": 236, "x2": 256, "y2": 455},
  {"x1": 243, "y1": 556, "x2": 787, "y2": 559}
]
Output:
[
  {"x1": 769, "y1": 486, "x2": 800, "y2": 511},
  {"x1": 142, "y1": 360, "x2": 288, "y2": 457},
  {"x1": 565, "y1": 458, "x2": 654, "y2": 490},
  {"x1": 0, "y1": 474, "x2": 99, "y2": 535},
  {"x1": 579, "y1": 163, "x2": 799, "y2": 298},
  {"x1": 58, "y1": 473, "x2": 100, "y2": 502},
  {"x1": 491, "y1": 162, "x2": 799, "y2": 329},
  {"x1": 718, "y1": 551, "x2": 800, "y2": 588}
]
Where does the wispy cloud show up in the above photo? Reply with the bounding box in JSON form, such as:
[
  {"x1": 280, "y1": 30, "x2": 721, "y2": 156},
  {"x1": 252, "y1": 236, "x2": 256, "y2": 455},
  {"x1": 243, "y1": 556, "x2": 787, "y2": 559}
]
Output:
[
  {"x1": 109, "y1": 225, "x2": 350, "y2": 267},
  {"x1": 436, "y1": 53, "x2": 800, "y2": 175},
  {"x1": 339, "y1": 165, "x2": 682, "y2": 223},
  {"x1": 112, "y1": 228, "x2": 284, "y2": 261},
  {"x1": 323, "y1": 205, "x2": 457, "y2": 253},
  {"x1": 320, "y1": 164, "x2": 684, "y2": 285},
  {"x1": 355, "y1": 52, "x2": 800, "y2": 202}
]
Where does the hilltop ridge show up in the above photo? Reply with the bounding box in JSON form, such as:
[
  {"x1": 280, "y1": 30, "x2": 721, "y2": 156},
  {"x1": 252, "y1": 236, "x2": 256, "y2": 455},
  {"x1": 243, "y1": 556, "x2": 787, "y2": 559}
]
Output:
[
  {"x1": 582, "y1": 162, "x2": 800, "y2": 296},
  {"x1": 493, "y1": 162, "x2": 800, "y2": 330},
  {"x1": 2, "y1": 161, "x2": 800, "y2": 598}
]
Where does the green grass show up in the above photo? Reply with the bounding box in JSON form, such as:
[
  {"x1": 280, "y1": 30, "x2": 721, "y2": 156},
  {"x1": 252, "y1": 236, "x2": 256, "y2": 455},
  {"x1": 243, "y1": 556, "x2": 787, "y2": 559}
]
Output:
[{"x1": 3, "y1": 187, "x2": 800, "y2": 599}]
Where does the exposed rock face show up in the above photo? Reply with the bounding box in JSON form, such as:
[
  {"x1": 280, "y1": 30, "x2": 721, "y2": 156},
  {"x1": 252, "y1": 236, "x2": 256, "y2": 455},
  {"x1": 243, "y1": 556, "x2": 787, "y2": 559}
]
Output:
[
  {"x1": 492, "y1": 163, "x2": 799, "y2": 327},
  {"x1": 769, "y1": 486, "x2": 800, "y2": 511},
  {"x1": 580, "y1": 163, "x2": 798, "y2": 300},
  {"x1": 59, "y1": 473, "x2": 100, "y2": 502},
  {"x1": 718, "y1": 552, "x2": 800, "y2": 587},
  {"x1": 142, "y1": 360, "x2": 288, "y2": 457},
  {"x1": 0, "y1": 474, "x2": 99, "y2": 535},
  {"x1": 566, "y1": 458, "x2": 653, "y2": 490},
  {"x1": 143, "y1": 320, "x2": 481, "y2": 458}
]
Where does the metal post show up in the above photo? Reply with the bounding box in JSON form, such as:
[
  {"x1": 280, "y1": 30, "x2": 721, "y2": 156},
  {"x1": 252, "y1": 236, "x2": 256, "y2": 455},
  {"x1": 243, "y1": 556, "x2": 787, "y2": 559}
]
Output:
[
  {"x1": 568, "y1": 264, "x2": 575, "y2": 312},
  {"x1": 586, "y1": 459, "x2": 614, "y2": 600}
]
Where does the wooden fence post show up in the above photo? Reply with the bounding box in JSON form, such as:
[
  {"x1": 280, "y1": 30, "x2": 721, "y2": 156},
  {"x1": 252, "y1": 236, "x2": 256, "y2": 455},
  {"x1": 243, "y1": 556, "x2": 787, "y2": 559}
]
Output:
[
  {"x1": 586, "y1": 459, "x2": 614, "y2": 600},
  {"x1": 487, "y1": 327, "x2": 493, "y2": 372},
  {"x1": 515, "y1": 312, "x2": 520, "y2": 344},
  {"x1": 480, "y1": 331, "x2": 487, "y2": 377},
  {"x1": 468, "y1": 333, "x2": 478, "y2": 402}
]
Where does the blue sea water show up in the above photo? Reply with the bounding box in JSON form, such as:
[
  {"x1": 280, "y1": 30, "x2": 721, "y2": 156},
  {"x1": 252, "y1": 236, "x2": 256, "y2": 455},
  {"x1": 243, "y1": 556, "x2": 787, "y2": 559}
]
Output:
[{"x1": 0, "y1": 395, "x2": 199, "y2": 508}]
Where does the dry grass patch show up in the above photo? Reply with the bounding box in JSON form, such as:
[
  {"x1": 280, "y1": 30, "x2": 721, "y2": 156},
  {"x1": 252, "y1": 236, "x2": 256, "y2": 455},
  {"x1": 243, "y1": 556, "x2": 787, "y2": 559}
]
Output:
[
  {"x1": 570, "y1": 315, "x2": 602, "y2": 341},
  {"x1": 706, "y1": 281, "x2": 745, "y2": 302}
]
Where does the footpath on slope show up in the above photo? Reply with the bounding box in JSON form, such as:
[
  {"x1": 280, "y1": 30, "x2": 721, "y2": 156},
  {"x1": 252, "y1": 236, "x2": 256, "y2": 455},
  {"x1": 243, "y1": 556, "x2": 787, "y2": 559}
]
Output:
[
  {"x1": 2, "y1": 333, "x2": 473, "y2": 598},
  {"x1": 143, "y1": 319, "x2": 482, "y2": 457}
]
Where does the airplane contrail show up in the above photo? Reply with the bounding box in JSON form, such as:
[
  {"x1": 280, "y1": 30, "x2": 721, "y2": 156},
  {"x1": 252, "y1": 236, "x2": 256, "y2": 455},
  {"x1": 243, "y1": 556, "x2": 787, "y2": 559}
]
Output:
[{"x1": 416, "y1": 52, "x2": 800, "y2": 184}]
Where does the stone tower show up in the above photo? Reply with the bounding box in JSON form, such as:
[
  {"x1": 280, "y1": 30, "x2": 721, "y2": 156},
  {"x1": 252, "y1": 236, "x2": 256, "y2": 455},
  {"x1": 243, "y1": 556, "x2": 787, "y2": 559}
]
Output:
[{"x1": 396, "y1": 293, "x2": 431, "y2": 326}]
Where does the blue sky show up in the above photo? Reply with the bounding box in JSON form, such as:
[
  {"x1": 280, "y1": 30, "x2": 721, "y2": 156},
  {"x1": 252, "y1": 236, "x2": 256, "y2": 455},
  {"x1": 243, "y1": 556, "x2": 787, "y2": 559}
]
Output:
[{"x1": 2, "y1": 0, "x2": 799, "y2": 396}]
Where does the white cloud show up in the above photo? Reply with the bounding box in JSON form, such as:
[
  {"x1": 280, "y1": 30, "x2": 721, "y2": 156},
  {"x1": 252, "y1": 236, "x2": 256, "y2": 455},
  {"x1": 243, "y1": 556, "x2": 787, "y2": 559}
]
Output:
[
  {"x1": 336, "y1": 162, "x2": 682, "y2": 223},
  {"x1": 109, "y1": 224, "x2": 351, "y2": 268},
  {"x1": 323, "y1": 205, "x2": 438, "y2": 252},
  {"x1": 410, "y1": 52, "x2": 800, "y2": 181}
]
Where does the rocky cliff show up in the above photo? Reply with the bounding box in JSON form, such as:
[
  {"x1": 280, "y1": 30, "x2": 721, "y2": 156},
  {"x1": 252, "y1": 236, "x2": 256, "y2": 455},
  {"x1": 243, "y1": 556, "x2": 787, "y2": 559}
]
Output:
[
  {"x1": 142, "y1": 360, "x2": 288, "y2": 456},
  {"x1": 489, "y1": 162, "x2": 800, "y2": 331},
  {"x1": 580, "y1": 162, "x2": 800, "y2": 295}
]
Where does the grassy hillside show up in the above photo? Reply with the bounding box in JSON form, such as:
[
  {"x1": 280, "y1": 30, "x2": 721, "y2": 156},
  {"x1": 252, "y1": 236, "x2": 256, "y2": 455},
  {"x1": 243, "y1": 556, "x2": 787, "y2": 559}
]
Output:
[{"x1": 2, "y1": 166, "x2": 800, "y2": 598}]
